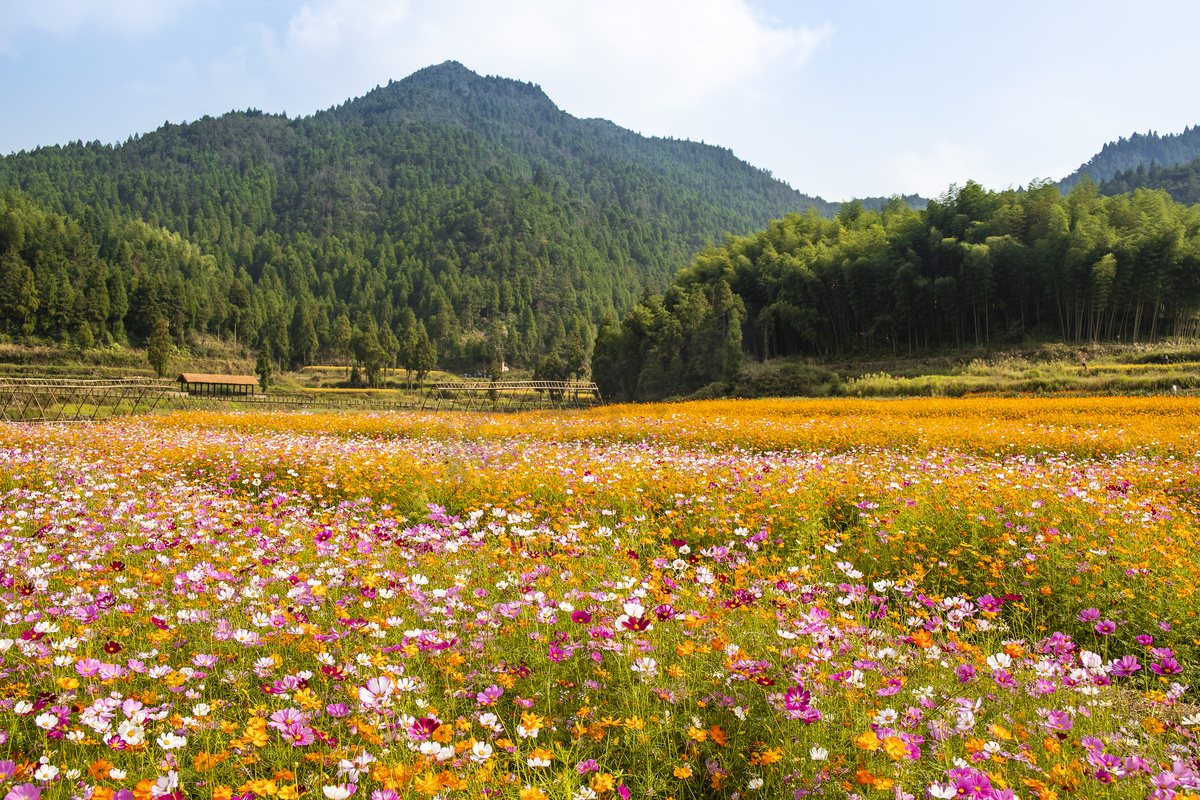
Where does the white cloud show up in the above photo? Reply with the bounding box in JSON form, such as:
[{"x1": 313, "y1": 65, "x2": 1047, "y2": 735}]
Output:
[
  {"x1": 887, "y1": 140, "x2": 1007, "y2": 200},
  {"x1": 0, "y1": 0, "x2": 206, "y2": 53},
  {"x1": 247, "y1": 0, "x2": 830, "y2": 128}
]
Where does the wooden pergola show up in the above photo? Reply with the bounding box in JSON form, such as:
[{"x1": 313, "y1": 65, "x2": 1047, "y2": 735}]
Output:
[
  {"x1": 177, "y1": 373, "x2": 260, "y2": 397},
  {"x1": 421, "y1": 380, "x2": 603, "y2": 412}
]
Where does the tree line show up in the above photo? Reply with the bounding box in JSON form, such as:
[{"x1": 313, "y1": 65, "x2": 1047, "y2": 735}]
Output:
[{"x1": 594, "y1": 180, "x2": 1200, "y2": 402}]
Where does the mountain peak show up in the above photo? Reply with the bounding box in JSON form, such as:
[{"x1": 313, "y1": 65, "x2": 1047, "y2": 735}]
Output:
[{"x1": 338, "y1": 60, "x2": 561, "y2": 127}]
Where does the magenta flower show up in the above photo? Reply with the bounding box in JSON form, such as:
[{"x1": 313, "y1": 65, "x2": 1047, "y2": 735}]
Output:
[
  {"x1": 1093, "y1": 620, "x2": 1117, "y2": 635},
  {"x1": 1151, "y1": 657, "x2": 1182, "y2": 676},
  {"x1": 1076, "y1": 607, "x2": 1100, "y2": 623},
  {"x1": 475, "y1": 684, "x2": 504, "y2": 706},
  {"x1": 281, "y1": 721, "x2": 315, "y2": 746},
  {"x1": 4, "y1": 785, "x2": 40, "y2": 800},
  {"x1": 1043, "y1": 709, "x2": 1073, "y2": 731},
  {"x1": 1109, "y1": 655, "x2": 1141, "y2": 677},
  {"x1": 576, "y1": 759, "x2": 599, "y2": 775}
]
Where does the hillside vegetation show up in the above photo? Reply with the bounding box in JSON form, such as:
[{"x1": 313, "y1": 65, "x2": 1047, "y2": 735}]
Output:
[
  {"x1": 0, "y1": 62, "x2": 831, "y2": 380},
  {"x1": 1058, "y1": 125, "x2": 1200, "y2": 191},
  {"x1": 595, "y1": 181, "x2": 1200, "y2": 401}
]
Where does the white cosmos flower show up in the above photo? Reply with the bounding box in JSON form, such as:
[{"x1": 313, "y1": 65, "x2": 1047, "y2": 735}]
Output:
[
  {"x1": 34, "y1": 764, "x2": 60, "y2": 781},
  {"x1": 929, "y1": 783, "x2": 957, "y2": 799},
  {"x1": 810, "y1": 746, "x2": 828, "y2": 761},
  {"x1": 471, "y1": 741, "x2": 494, "y2": 763},
  {"x1": 157, "y1": 732, "x2": 187, "y2": 750},
  {"x1": 357, "y1": 676, "x2": 396, "y2": 709},
  {"x1": 985, "y1": 652, "x2": 1012, "y2": 670},
  {"x1": 118, "y1": 719, "x2": 145, "y2": 745}
]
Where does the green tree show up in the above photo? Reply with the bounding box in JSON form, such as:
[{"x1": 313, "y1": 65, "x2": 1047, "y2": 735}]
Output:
[
  {"x1": 228, "y1": 279, "x2": 251, "y2": 346},
  {"x1": 256, "y1": 340, "x2": 273, "y2": 391},
  {"x1": 74, "y1": 321, "x2": 94, "y2": 353},
  {"x1": 414, "y1": 322, "x2": 437, "y2": 386},
  {"x1": 400, "y1": 324, "x2": 420, "y2": 389},
  {"x1": 334, "y1": 313, "x2": 353, "y2": 376},
  {"x1": 147, "y1": 317, "x2": 172, "y2": 378},
  {"x1": 353, "y1": 323, "x2": 389, "y2": 387}
]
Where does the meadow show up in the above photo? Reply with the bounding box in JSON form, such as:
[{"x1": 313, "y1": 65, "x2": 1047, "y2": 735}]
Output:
[{"x1": 0, "y1": 397, "x2": 1198, "y2": 800}]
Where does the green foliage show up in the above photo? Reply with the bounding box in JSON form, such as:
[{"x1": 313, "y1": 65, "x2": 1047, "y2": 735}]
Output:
[
  {"x1": 0, "y1": 63, "x2": 828, "y2": 374},
  {"x1": 255, "y1": 341, "x2": 272, "y2": 390},
  {"x1": 1100, "y1": 155, "x2": 1200, "y2": 206},
  {"x1": 147, "y1": 316, "x2": 172, "y2": 378},
  {"x1": 1060, "y1": 125, "x2": 1200, "y2": 191},
  {"x1": 597, "y1": 180, "x2": 1200, "y2": 401}
]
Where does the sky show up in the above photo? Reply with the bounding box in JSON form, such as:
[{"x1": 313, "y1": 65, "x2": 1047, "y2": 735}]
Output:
[{"x1": 1, "y1": 0, "x2": 1198, "y2": 201}]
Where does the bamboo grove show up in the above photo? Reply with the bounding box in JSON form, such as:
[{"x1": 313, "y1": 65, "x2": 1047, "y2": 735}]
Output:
[{"x1": 594, "y1": 180, "x2": 1200, "y2": 402}]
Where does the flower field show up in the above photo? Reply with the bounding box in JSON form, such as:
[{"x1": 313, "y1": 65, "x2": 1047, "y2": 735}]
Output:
[{"x1": 0, "y1": 397, "x2": 1198, "y2": 800}]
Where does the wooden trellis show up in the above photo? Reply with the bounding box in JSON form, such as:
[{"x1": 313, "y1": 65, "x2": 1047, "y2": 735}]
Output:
[
  {"x1": 421, "y1": 380, "x2": 603, "y2": 412},
  {"x1": 0, "y1": 378, "x2": 172, "y2": 423}
]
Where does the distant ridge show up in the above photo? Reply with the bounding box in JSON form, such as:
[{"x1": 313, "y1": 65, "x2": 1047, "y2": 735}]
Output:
[{"x1": 1058, "y1": 126, "x2": 1200, "y2": 191}]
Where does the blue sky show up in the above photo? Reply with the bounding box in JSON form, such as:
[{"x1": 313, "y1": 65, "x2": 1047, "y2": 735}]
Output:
[{"x1": 2, "y1": 0, "x2": 1198, "y2": 200}]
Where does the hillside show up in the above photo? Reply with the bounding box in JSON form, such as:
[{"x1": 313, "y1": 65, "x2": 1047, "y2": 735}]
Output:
[
  {"x1": 1098, "y1": 156, "x2": 1200, "y2": 206},
  {"x1": 337, "y1": 62, "x2": 834, "y2": 223},
  {"x1": 1058, "y1": 126, "x2": 1200, "y2": 192},
  {"x1": 0, "y1": 61, "x2": 832, "y2": 379}
]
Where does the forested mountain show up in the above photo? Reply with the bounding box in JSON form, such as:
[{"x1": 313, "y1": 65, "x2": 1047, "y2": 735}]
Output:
[
  {"x1": 595, "y1": 183, "x2": 1200, "y2": 402},
  {"x1": 1099, "y1": 157, "x2": 1200, "y2": 206},
  {"x1": 1059, "y1": 126, "x2": 1200, "y2": 192},
  {"x1": 0, "y1": 61, "x2": 833, "y2": 380}
]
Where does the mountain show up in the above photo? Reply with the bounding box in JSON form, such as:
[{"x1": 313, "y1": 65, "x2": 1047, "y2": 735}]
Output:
[
  {"x1": 1058, "y1": 126, "x2": 1200, "y2": 192},
  {"x1": 337, "y1": 61, "x2": 834, "y2": 224},
  {"x1": 0, "y1": 61, "x2": 837, "y2": 379}
]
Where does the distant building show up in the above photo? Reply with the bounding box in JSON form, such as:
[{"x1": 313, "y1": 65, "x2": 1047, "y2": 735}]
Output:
[{"x1": 176, "y1": 373, "x2": 261, "y2": 397}]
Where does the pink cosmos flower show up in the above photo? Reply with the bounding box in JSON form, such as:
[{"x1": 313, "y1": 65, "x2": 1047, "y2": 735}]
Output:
[
  {"x1": 75, "y1": 658, "x2": 104, "y2": 677},
  {"x1": 474, "y1": 683, "x2": 503, "y2": 706},
  {"x1": 357, "y1": 676, "x2": 395, "y2": 710},
  {"x1": 1109, "y1": 655, "x2": 1141, "y2": 677},
  {"x1": 1043, "y1": 709, "x2": 1073, "y2": 731}
]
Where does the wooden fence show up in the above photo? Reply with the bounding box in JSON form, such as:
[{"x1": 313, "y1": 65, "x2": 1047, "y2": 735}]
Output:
[
  {"x1": 0, "y1": 378, "x2": 605, "y2": 422},
  {"x1": 0, "y1": 377, "x2": 172, "y2": 422},
  {"x1": 421, "y1": 380, "x2": 603, "y2": 412}
]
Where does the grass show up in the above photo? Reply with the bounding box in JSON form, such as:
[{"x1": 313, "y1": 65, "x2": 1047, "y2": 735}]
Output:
[{"x1": 725, "y1": 341, "x2": 1200, "y2": 399}]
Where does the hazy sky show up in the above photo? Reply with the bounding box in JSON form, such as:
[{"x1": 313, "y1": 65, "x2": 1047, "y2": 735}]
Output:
[{"x1": 2, "y1": 0, "x2": 1197, "y2": 201}]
